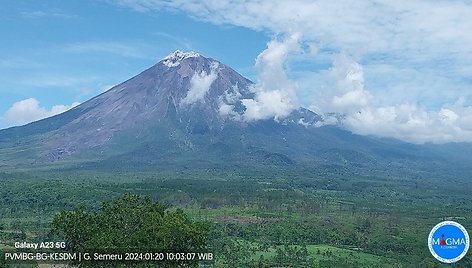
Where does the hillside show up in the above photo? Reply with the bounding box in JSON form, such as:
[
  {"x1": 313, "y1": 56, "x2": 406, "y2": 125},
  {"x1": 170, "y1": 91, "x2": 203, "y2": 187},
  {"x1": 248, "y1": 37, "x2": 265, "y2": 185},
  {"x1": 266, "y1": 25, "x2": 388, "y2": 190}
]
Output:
[{"x1": 0, "y1": 51, "x2": 470, "y2": 178}]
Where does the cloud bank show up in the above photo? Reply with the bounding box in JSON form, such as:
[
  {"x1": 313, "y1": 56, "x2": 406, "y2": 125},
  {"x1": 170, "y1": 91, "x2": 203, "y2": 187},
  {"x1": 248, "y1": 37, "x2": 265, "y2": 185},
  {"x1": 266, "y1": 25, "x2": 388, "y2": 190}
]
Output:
[
  {"x1": 314, "y1": 54, "x2": 472, "y2": 143},
  {"x1": 4, "y1": 98, "x2": 80, "y2": 127},
  {"x1": 114, "y1": 0, "x2": 472, "y2": 143},
  {"x1": 343, "y1": 103, "x2": 472, "y2": 144}
]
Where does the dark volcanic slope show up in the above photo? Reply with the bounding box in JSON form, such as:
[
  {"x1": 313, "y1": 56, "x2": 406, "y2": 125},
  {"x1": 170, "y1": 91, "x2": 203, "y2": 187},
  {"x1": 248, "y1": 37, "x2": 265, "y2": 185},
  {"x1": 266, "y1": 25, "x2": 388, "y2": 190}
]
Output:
[
  {"x1": 42, "y1": 51, "x2": 256, "y2": 160},
  {"x1": 0, "y1": 50, "x2": 471, "y2": 176},
  {"x1": 0, "y1": 51, "x2": 253, "y2": 163}
]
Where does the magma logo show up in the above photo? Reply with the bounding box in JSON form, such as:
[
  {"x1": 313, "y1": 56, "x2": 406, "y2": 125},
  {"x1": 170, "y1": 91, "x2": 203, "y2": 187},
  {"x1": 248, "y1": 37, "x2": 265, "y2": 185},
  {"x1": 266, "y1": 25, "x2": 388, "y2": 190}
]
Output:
[{"x1": 428, "y1": 221, "x2": 469, "y2": 263}]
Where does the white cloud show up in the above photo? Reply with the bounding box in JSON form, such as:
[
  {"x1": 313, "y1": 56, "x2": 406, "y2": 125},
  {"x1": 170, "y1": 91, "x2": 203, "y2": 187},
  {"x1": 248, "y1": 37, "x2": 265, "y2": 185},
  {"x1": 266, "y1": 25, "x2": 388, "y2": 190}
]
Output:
[
  {"x1": 329, "y1": 54, "x2": 372, "y2": 114},
  {"x1": 112, "y1": 1, "x2": 472, "y2": 58},
  {"x1": 308, "y1": 54, "x2": 372, "y2": 114},
  {"x1": 114, "y1": 0, "x2": 472, "y2": 143},
  {"x1": 242, "y1": 90, "x2": 295, "y2": 121},
  {"x1": 218, "y1": 102, "x2": 236, "y2": 116},
  {"x1": 181, "y1": 62, "x2": 219, "y2": 105},
  {"x1": 217, "y1": 85, "x2": 244, "y2": 119},
  {"x1": 317, "y1": 55, "x2": 472, "y2": 143},
  {"x1": 343, "y1": 103, "x2": 472, "y2": 144},
  {"x1": 332, "y1": 90, "x2": 370, "y2": 112},
  {"x1": 240, "y1": 34, "x2": 300, "y2": 121},
  {"x1": 4, "y1": 98, "x2": 80, "y2": 127}
]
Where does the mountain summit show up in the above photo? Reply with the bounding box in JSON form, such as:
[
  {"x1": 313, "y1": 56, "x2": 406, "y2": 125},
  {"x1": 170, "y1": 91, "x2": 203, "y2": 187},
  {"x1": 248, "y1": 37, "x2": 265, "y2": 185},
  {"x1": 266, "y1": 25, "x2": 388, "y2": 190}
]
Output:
[
  {"x1": 162, "y1": 50, "x2": 201, "y2": 67},
  {"x1": 0, "y1": 51, "x2": 470, "y2": 173},
  {"x1": 0, "y1": 51, "x2": 314, "y2": 165},
  {"x1": 67, "y1": 50, "x2": 254, "y2": 138}
]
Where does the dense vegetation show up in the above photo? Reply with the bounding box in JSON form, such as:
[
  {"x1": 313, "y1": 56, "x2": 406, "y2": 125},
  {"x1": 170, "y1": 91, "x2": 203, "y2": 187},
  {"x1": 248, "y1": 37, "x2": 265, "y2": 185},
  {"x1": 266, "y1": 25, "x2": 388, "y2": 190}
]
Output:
[
  {"x1": 1, "y1": 167, "x2": 472, "y2": 267},
  {"x1": 51, "y1": 194, "x2": 208, "y2": 267}
]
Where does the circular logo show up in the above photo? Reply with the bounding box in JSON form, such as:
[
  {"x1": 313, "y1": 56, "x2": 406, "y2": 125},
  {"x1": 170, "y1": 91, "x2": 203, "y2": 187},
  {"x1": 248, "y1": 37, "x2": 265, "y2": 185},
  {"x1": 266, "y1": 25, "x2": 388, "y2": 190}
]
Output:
[{"x1": 428, "y1": 221, "x2": 469, "y2": 263}]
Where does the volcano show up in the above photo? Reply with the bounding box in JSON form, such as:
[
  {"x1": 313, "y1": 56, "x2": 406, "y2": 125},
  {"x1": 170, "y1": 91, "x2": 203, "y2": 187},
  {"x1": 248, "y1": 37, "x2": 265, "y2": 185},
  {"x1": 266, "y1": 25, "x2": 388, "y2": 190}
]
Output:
[{"x1": 0, "y1": 51, "x2": 471, "y2": 175}]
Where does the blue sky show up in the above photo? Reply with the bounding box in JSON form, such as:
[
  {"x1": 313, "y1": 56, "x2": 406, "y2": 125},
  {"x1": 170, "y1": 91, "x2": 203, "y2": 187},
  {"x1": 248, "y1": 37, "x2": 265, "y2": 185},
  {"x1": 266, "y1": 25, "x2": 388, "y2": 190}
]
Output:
[
  {"x1": 2, "y1": 0, "x2": 472, "y2": 143},
  {"x1": 0, "y1": 0, "x2": 268, "y2": 128}
]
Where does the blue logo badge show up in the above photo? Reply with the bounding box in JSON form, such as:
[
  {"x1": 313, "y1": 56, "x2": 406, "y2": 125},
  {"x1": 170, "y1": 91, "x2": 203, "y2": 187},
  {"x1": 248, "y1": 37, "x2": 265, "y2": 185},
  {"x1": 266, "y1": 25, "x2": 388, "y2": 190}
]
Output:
[{"x1": 428, "y1": 221, "x2": 469, "y2": 263}]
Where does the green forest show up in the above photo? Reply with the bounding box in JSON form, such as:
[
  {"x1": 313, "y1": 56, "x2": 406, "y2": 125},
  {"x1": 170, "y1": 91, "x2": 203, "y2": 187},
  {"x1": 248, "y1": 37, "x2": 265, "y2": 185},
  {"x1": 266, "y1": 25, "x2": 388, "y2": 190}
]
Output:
[{"x1": 0, "y1": 166, "x2": 471, "y2": 267}]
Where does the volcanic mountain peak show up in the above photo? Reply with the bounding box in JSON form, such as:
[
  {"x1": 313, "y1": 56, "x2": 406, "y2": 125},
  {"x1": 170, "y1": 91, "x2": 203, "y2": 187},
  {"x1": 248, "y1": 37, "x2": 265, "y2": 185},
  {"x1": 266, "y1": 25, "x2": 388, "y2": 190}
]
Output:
[
  {"x1": 162, "y1": 50, "x2": 201, "y2": 67},
  {"x1": 3, "y1": 50, "x2": 470, "y2": 173}
]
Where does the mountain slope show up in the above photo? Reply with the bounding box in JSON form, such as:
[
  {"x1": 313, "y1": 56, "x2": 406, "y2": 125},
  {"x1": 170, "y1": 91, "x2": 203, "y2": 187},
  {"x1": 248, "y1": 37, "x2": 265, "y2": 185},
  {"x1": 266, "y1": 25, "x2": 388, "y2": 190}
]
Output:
[{"x1": 0, "y1": 50, "x2": 471, "y2": 177}]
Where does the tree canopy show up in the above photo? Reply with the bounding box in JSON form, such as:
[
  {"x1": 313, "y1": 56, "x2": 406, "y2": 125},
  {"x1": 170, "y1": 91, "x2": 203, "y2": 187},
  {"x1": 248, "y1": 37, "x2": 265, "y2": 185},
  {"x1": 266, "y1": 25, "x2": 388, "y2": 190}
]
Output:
[{"x1": 51, "y1": 194, "x2": 208, "y2": 267}]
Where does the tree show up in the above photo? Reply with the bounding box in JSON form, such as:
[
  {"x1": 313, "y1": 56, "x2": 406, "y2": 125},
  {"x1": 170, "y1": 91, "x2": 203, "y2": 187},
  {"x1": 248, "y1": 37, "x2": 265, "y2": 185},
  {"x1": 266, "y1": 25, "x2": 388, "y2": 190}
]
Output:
[
  {"x1": 0, "y1": 250, "x2": 6, "y2": 268},
  {"x1": 214, "y1": 238, "x2": 251, "y2": 267},
  {"x1": 51, "y1": 194, "x2": 208, "y2": 267}
]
